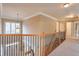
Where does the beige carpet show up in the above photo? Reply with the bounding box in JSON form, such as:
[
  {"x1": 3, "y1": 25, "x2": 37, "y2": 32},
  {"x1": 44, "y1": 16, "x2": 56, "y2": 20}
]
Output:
[{"x1": 49, "y1": 39, "x2": 79, "y2": 56}]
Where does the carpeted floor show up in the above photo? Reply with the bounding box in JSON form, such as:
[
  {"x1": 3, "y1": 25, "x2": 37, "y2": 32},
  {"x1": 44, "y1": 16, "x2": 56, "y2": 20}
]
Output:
[{"x1": 49, "y1": 39, "x2": 79, "y2": 56}]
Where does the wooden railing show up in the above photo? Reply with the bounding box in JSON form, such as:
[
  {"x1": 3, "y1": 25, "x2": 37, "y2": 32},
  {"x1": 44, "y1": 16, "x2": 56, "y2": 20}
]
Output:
[{"x1": 0, "y1": 32, "x2": 65, "y2": 56}]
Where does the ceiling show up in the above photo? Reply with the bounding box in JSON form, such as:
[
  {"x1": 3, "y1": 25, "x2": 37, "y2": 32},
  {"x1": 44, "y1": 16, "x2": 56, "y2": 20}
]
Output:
[{"x1": 1, "y1": 3, "x2": 79, "y2": 21}]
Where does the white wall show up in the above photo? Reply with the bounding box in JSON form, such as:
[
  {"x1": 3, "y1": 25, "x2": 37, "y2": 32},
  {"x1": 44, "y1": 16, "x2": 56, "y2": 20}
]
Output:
[{"x1": 23, "y1": 15, "x2": 56, "y2": 34}]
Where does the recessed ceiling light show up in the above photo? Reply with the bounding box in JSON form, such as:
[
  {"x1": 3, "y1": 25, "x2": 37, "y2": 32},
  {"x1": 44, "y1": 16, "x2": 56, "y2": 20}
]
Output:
[
  {"x1": 64, "y1": 3, "x2": 70, "y2": 8},
  {"x1": 64, "y1": 3, "x2": 72, "y2": 8}
]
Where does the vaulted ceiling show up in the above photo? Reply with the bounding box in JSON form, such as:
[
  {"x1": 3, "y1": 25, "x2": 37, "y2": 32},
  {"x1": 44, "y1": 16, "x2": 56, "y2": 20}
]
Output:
[{"x1": 1, "y1": 3, "x2": 79, "y2": 21}]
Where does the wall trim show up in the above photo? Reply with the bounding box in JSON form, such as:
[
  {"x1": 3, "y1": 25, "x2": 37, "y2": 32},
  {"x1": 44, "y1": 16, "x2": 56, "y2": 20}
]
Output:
[{"x1": 23, "y1": 12, "x2": 58, "y2": 21}]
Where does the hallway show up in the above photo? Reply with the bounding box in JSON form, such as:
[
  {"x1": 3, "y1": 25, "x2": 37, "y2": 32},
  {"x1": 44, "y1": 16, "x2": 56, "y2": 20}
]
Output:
[
  {"x1": 0, "y1": 3, "x2": 79, "y2": 56},
  {"x1": 49, "y1": 38, "x2": 79, "y2": 56}
]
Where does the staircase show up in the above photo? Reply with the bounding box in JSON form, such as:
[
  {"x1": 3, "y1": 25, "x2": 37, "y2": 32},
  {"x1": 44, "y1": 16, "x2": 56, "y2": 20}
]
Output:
[{"x1": 0, "y1": 32, "x2": 65, "y2": 56}]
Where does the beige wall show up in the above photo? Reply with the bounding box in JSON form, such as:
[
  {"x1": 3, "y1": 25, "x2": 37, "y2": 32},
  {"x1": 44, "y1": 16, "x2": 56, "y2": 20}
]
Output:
[
  {"x1": 0, "y1": 19, "x2": 2, "y2": 34},
  {"x1": 60, "y1": 22, "x2": 66, "y2": 32},
  {"x1": 23, "y1": 15, "x2": 57, "y2": 56},
  {"x1": 56, "y1": 22, "x2": 66, "y2": 32},
  {"x1": 23, "y1": 15, "x2": 56, "y2": 34}
]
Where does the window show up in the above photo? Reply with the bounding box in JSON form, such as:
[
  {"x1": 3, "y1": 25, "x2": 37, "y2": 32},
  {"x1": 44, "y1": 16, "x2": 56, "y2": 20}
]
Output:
[
  {"x1": 4, "y1": 22, "x2": 21, "y2": 34},
  {"x1": 74, "y1": 22, "x2": 79, "y2": 37},
  {"x1": 5, "y1": 22, "x2": 11, "y2": 34}
]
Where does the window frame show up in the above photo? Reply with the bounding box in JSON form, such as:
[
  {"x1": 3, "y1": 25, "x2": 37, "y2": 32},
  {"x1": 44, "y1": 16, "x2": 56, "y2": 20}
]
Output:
[
  {"x1": 73, "y1": 21, "x2": 79, "y2": 37},
  {"x1": 2, "y1": 19, "x2": 22, "y2": 34}
]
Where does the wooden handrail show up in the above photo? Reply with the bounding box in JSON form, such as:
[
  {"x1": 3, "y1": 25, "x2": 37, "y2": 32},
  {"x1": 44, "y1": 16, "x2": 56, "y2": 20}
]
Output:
[
  {"x1": 0, "y1": 34, "x2": 37, "y2": 36},
  {"x1": 0, "y1": 32, "x2": 65, "y2": 36},
  {"x1": 0, "y1": 32, "x2": 65, "y2": 56}
]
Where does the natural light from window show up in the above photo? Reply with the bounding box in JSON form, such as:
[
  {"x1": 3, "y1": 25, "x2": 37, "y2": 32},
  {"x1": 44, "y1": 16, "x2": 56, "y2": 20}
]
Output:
[{"x1": 5, "y1": 22, "x2": 21, "y2": 34}]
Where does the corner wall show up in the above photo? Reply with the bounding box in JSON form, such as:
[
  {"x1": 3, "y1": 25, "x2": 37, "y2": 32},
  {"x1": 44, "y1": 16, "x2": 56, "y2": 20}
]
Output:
[{"x1": 23, "y1": 15, "x2": 56, "y2": 34}]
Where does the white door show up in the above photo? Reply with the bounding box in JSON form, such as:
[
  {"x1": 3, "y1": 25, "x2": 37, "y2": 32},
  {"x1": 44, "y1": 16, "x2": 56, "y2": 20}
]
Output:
[{"x1": 66, "y1": 22, "x2": 72, "y2": 38}]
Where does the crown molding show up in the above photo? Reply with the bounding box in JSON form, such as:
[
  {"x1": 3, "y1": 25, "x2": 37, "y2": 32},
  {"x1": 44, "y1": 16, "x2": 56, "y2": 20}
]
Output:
[{"x1": 23, "y1": 12, "x2": 58, "y2": 21}]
